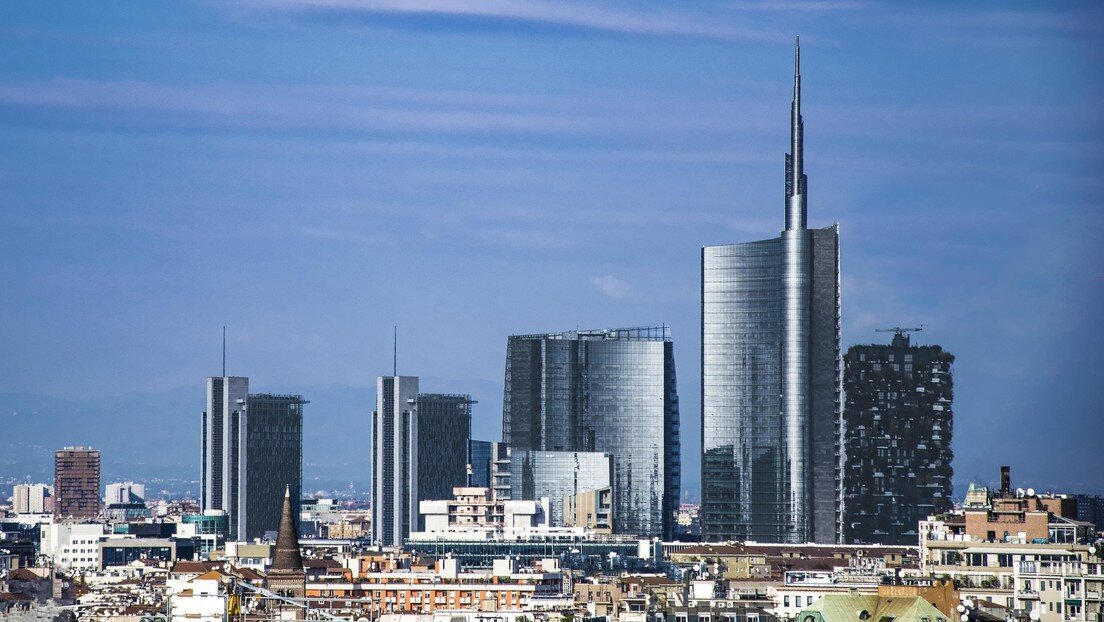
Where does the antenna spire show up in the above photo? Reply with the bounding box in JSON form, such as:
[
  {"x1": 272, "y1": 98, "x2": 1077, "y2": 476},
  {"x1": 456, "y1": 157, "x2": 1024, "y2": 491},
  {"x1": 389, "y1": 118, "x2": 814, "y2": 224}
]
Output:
[
  {"x1": 785, "y1": 35, "x2": 807, "y2": 231},
  {"x1": 393, "y1": 326, "x2": 397, "y2": 376},
  {"x1": 222, "y1": 326, "x2": 226, "y2": 377}
]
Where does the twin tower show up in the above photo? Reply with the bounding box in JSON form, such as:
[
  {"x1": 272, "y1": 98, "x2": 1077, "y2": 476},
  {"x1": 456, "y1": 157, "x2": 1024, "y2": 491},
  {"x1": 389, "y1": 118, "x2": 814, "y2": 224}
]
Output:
[{"x1": 701, "y1": 39, "x2": 842, "y2": 544}]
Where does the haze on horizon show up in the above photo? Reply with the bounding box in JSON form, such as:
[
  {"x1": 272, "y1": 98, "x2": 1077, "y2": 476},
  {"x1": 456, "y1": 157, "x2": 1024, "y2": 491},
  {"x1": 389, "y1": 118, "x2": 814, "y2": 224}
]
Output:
[{"x1": 1, "y1": 1, "x2": 1101, "y2": 496}]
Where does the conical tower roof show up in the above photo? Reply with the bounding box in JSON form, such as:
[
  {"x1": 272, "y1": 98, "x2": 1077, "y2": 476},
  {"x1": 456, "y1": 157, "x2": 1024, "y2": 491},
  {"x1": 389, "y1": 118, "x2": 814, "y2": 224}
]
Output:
[{"x1": 271, "y1": 485, "x2": 303, "y2": 572}]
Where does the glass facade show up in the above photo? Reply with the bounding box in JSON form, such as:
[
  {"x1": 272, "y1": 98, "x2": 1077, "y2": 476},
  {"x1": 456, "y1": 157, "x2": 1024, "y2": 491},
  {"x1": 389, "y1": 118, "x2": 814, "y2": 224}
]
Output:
[
  {"x1": 502, "y1": 326, "x2": 680, "y2": 538},
  {"x1": 510, "y1": 450, "x2": 613, "y2": 527},
  {"x1": 468, "y1": 440, "x2": 493, "y2": 488},
  {"x1": 700, "y1": 42, "x2": 840, "y2": 544},
  {"x1": 244, "y1": 393, "x2": 304, "y2": 540},
  {"x1": 416, "y1": 394, "x2": 473, "y2": 529}
]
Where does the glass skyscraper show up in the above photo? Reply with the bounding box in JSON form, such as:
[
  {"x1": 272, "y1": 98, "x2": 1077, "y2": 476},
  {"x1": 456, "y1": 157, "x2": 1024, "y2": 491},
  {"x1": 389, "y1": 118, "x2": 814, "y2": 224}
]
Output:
[
  {"x1": 502, "y1": 326, "x2": 680, "y2": 539},
  {"x1": 416, "y1": 393, "x2": 473, "y2": 529},
  {"x1": 701, "y1": 40, "x2": 841, "y2": 544},
  {"x1": 201, "y1": 376, "x2": 305, "y2": 540}
]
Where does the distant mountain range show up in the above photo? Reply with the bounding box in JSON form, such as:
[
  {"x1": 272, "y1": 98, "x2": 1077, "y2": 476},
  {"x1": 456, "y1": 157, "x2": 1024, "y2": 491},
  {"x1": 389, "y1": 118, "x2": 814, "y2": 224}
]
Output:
[{"x1": 0, "y1": 377, "x2": 505, "y2": 498}]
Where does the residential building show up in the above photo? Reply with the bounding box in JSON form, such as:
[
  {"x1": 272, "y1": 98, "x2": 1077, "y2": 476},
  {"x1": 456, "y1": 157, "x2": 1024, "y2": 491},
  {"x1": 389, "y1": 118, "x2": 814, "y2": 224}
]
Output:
[
  {"x1": 416, "y1": 393, "x2": 473, "y2": 530},
  {"x1": 371, "y1": 375, "x2": 419, "y2": 546},
  {"x1": 502, "y1": 325, "x2": 680, "y2": 538},
  {"x1": 842, "y1": 330, "x2": 954, "y2": 545},
  {"x1": 12, "y1": 483, "x2": 50, "y2": 514},
  {"x1": 701, "y1": 40, "x2": 841, "y2": 544},
  {"x1": 201, "y1": 375, "x2": 306, "y2": 540},
  {"x1": 40, "y1": 522, "x2": 107, "y2": 570},
  {"x1": 55, "y1": 446, "x2": 101, "y2": 519},
  {"x1": 105, "y1": 482, "x2": 146, "y2": 505},
  {"x1": 563, "y1": 486, "x2": 613, "y2": 533},
  {"x1": 416, "y1": 486, "x2": 549, "y2": 534}
]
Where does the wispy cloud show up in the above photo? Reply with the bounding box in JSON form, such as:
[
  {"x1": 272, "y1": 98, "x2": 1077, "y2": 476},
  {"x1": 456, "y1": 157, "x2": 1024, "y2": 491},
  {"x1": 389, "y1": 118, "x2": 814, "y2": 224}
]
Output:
[
  {"x1": 243, "y1": 0, "x2": 787, "y2": 43},
  {"x1": 590, "y1": 275, "x2": 632, "y2": 300}
]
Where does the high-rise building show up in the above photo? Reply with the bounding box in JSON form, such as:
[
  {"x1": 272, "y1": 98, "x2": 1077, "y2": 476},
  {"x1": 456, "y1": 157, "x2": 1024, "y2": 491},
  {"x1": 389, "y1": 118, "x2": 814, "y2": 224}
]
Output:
[
  {"x1": 244, "y1": 393, "x2": 305, "y2": 540},
  {"x1": 55, "y1": 447, "x2": 101, "y2": 519},
  {"x1": 502, "y1": 326, "x2": 680, "y2": 538},
  {"x1": 371, "y1": 375, "x2": 419, "y2": 547},
  {"x1": 105, "y1": 482, "x2": 145, "y2": 505},
  {"x1": 510, "y1": 450, "x2": 613, "y2": 527},
  {"x1": 201, "y1": 375, "x2": 248, "y2": 535},
  {"x1": 701, "y1": 40, "x2": 841, "y2": 544},
  {"x1": 201, "y1": 376, "x2": 305, "y2": 540},
  {"x1": 415, "y1": 393, "x2": 472, "y2": 530},
  {"x1": 842, "y1": 330, "x2": 954, "y2": 544},
  {"x1": 13, "y1": 483, "x2": 51, "y2": 514}
]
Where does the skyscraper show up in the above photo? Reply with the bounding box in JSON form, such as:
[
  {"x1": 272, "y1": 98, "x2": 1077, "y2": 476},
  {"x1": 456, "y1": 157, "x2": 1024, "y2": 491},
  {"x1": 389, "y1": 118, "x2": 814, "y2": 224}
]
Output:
[
  {"x1": 842, "y1": 330, "x2": 954, "y2": 545},
  {"x1": 371, "y1": 375, "x2": 419, "y2": 547},
  {"x1": 201, "y1": 376, "x2": 305, "y2": 540},
  {"x1": 416, "y1": 393, "x2": 473, "y2": 529},
  {"x1": 55, "y1": 447, "x2": 101, "y2": 519},
  {"x1": 502, "y1": 326, "x2": 680, "y2": 539},
  {"x1": 701, "y1": 40, "x2": 841, "y2": 544},
  {"x1": 468, "y1": 440, "x2": 493, "y2": 488},
  {"x1": 12, "y1": 483, "x2": 50, "y2": 514}
]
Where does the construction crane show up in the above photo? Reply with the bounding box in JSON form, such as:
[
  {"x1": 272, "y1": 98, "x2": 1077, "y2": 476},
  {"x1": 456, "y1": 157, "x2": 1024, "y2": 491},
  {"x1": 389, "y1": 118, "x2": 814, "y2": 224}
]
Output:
[{"x1": 875, "y1": 326, "x2": 924, "y2": 339}]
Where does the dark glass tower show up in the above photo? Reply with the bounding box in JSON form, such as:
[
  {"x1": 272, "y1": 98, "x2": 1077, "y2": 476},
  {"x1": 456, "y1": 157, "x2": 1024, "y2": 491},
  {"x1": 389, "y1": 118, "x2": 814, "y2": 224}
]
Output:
[
  {"x1": 502, "y1": 326, "x2": 680, "y2": 539},
  {"x1": 842, "y1": 331, "x2": 954, "y2": 544},
  {"x1": 416, "y1": 393, "x2": 473, "y2": 529},
  {"x1": 201, "y1": 377, "x2": 305, "y2": 541},
  {"x1": 701, "y1": 39, "x2": 841, "y2": 544}
]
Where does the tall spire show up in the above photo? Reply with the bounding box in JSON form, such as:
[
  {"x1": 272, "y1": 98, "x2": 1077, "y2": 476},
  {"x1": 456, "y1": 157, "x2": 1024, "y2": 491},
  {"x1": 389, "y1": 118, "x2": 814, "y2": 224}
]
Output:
[{"x1": 785, "y1": 36, "x2": 807, "y2": 231}]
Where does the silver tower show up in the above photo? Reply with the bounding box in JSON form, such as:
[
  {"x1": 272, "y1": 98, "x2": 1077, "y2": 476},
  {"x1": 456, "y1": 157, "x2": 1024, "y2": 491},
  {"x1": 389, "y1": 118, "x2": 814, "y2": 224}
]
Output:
[
  {"x1": 701, "y1": 39, "x2": 840, "y2": 544},
  {"x1": 781, "y1": 37, "x2": 812, "y2": 537}
]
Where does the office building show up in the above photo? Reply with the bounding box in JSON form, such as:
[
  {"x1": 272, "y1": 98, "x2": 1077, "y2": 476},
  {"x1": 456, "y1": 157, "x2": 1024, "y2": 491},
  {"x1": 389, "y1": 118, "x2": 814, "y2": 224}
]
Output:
[
  {"x1": 468, "y1": 440, "x2": 493, "y2": 488},
  {"x1": 371, "y1": 375, "x2": 419, "y2": 547},
  {"x1": 105, "y1": 481, "x2": 146, "y2": 505},
  {"x1": 502, "y1": 326, "x2": 680, "y2": 538},
  {"x1": 510, "y1": 450, "x2": 613, "y2": 527},
  {"x1": 12, "y1": 483, "x2": 50, "y2": 514},
  {"x1": 842, "y1": 330, "x2": 954, "y2": 544},
  {"x1": 416, "y1": 393, "x2": 473, "y2": 529},
  {"x1": 244, "y1": 393, "x2": 305, "y2": 539},
  {"x1": 701, "y1": 40, "x2": 841, "y2": 543},
  {"x1": 201, "y1": 376, "x2": 305, "y2": 540},
  {"x1": 55, "y1": 447, "x2": 101, "y2": 519}
]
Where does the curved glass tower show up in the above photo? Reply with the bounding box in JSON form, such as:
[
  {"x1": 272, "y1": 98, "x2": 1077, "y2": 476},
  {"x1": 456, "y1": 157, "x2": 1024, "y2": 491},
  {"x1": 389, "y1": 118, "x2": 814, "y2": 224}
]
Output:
[
  {"x1": 502, "y1": 326, "x2": 680, "y2": 539},
  {"x1": 701, "y1": 39, "x2": 841, "y2": 544}
]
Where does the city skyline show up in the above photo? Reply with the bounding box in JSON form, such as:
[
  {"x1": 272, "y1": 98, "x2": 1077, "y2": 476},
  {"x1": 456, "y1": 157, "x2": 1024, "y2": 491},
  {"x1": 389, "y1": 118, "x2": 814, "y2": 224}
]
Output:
[{"x1": 1, "y1": 2, "x2": 1102, "y2": 499}]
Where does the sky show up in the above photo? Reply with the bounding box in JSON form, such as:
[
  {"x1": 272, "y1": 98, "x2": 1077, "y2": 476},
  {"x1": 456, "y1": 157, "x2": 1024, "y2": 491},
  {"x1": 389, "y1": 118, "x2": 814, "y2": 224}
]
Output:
[{"x1": 1, "y1": 1, "x2": 1102, "y2": 496}]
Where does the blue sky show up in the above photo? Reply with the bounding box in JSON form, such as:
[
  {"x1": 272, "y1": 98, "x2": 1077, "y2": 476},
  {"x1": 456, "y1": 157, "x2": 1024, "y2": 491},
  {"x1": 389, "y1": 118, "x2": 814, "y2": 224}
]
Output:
[{"x1": 1, "y1": 1, "x2": 1101, "y2": 495}]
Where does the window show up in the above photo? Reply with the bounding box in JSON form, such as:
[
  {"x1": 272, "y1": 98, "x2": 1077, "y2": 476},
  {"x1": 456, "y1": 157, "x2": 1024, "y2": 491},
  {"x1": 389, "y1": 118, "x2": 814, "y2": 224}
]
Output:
[{"x1": 785, "y1": 596, "x2": 791, "y2": 607}]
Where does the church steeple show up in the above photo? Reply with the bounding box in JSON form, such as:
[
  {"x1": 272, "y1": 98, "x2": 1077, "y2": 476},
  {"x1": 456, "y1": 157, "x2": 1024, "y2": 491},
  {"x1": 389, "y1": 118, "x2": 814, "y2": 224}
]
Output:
[
  {"x1": 267, "y1": 484, "x2": 305, "y2": 616},
  {"x1": 785, "y1": 36, "x2": 807, "y2": 231}
]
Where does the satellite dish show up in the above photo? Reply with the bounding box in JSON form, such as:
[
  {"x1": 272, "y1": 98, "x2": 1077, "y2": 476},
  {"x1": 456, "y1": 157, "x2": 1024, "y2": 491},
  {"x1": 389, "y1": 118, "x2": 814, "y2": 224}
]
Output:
[
  {"x1": 1027, "y1": 488, "x2": 1035, "y2": 497},
  {"x1": 1029, "y1": 611, "x2": 1040, "y2": 621},
  {"x1": 1016, "y1": 488, "x2": 1025, "y2": 498},
  {"x1": 960, "y1": 615, "x2": 968, "y2": 621},
  {"x1": 965, "y1": 600, "x2": 974, "y2": 609},
  {"x1": 957, "y1": 605, "x2": 966, "y2": 613}
]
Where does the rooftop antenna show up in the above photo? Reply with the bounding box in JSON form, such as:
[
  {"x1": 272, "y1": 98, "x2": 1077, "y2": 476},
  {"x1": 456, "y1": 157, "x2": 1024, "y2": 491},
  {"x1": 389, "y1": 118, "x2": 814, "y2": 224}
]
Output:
[
  {"x1": 393, "y1": 325, "x2": 397, "y2": 376},
  {"x1": 222, "y1": 326, "x2": 226, "y2": 377}
]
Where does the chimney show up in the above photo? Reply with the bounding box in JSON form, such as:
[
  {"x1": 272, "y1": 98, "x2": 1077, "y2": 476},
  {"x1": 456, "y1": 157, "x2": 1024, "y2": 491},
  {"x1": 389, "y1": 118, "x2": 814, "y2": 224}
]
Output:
[{"x1": 1000, "y1": 466, "x2": 1011, "y2": 495}]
